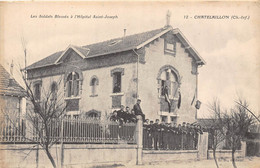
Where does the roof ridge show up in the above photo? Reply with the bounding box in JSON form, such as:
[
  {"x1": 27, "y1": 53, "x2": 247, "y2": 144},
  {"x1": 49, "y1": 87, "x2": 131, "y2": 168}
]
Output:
[{"x1": 82, "y1": 27, "x2": 165, "y2": 48}]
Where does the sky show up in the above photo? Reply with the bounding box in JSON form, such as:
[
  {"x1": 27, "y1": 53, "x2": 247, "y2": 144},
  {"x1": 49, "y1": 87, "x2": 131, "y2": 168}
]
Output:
[{"x1": 1, "y1": 2, "x2": 259, "y2": 118}]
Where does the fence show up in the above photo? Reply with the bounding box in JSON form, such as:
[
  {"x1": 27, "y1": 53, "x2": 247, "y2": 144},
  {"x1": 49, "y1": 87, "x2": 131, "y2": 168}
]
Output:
[
  {"x1": 143, "y1": 126, "x2": 199, "y2": 150},
  {"x1": 0, "y1": 118, "x2": 26, "y2": 143},
  {"x1": 0, "y1": 117, "x2": 137, "y2": 144}
]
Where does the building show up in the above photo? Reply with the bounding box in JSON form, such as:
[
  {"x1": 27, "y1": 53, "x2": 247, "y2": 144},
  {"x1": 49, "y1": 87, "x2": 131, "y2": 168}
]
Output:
[
  {"x1": 26, "y1": 24, "x2": 205, "y2": 124},
  {"x1": 0, "y1": 64, "x2": 26, "y2": 120}
]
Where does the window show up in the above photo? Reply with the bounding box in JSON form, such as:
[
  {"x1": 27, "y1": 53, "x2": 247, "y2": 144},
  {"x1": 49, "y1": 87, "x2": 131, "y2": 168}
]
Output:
[
  {"x1": 34, "y1": 83, "x2": 41, "y2": 101},
  {"x1": 171, "y1": 116, "x2": 177, "y2": 124},
  {"x1": 113, "y1": 72, "x2": 121, "y2": 93},
  {"x1": 50, "y1": 82, "x2": 57, "y2": 100},
  {"x1": 88, "y1": 112, "x2": 98, "y2": 118},
  {"x1": 90, "y1": 76, "x2": 99, "y2": 96},
  {"x1": 164, "y1": 41, "x2": 176, "y2": 56},
  {"x1": 159, "y1": 69, "x2": 178, "y2": 98},
  {"x1": 161, "y1": 116, "x2": 168, "y2": 123},
  {"x1": 66, "y1": 72, "x2": 79, "y2": 97},
  {"x1": 111, "y1": 68, "x2": 124, "y2": 93}
]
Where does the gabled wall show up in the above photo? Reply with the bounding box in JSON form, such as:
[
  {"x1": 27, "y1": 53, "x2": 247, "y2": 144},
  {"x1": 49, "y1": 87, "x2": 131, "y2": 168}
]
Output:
[{"x1": 138, "y1": 33, "x2": 198, "y2": 124}]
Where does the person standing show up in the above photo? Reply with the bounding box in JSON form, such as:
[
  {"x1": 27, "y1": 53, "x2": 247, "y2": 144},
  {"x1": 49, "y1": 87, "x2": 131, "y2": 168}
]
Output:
[
  {"x1": 133, "y1": 99, "x2": 145, "y2": 121},
  {"x1": 153, "y1": 119, "x2": 160, "y2": 150}
]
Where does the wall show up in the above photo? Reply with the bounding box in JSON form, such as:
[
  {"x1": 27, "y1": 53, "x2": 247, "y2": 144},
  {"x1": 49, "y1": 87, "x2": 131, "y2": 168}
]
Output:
[
  {"x1": 28, "y1": 57, "x2": 137, "y2": 117},
  {"x1": 138, "y1": 34, "x2": 198, "y2": 123},
  {"x1": 80, "y1": 63, "x2": 137, "y2": 115},
  {"x1": 0, "y1": 96, "x2": 21, "y2": 120},
  {"x1": 0, "y1": 144, "x2": 138, "y2": 168},
  {"x1": 207, "y1": 150, "x2": 245, "y2": 160},
  {"x1": 142, "y1": 150, "x2": 199, "y2": 164}
]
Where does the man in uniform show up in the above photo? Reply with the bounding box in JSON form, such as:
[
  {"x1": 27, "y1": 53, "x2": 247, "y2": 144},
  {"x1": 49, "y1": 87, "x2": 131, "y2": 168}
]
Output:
[
  {"x1": 133, "y1": 99, "x2": 145, "y2": 121},
  {"x1": 129, "y1": 109, "x2": 137, "y2": 123},
  {"x1": 160, "y1": 120, "x2": 167, "y2": 149},
  {"x1": 147, "y1": 120, "x2": 154, "y2": 149},
  {"x1": 153, "y1": 119, "x2": 160, "y2": 150},
  {"x1": 143, "y1": 119, "x2": 149, "y2": 149},
  {"x1": 181, "y1": 122, "x2": 187, "y2": 150},
  {"x1": 176, "y1": 124, "x2": 182, "y2": 150}
]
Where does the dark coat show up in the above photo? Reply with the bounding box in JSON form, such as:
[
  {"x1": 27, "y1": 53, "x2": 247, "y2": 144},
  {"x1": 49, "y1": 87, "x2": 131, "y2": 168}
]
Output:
[{"x1": 133, "y1": 103, "x2": 143, "y2": 115}]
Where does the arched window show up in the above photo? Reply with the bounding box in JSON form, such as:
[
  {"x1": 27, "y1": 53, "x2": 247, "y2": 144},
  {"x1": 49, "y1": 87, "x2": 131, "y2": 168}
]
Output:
[
  {"x1": 157, "y1": 65, "x2": 180, "y2": 99},
  {"x1": 66, "y1": 72, "x2": 80, "y2": 97},
  {"x1": 90, "y1": 76, "x2": 99, "y2": 96}
]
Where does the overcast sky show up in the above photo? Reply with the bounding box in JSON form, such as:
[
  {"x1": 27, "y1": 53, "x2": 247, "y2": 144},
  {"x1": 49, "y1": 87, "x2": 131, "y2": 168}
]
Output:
[{"x1": 1, "y1": 2, "x2": 259, "y2": 118}]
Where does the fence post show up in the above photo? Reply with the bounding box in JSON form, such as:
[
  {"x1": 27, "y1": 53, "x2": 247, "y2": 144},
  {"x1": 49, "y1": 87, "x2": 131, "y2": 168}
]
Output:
[
  {"x1": 136, "y1": 115, "x2": 143, "y2": 165},
  {"x1": 197, "y1": 132, "x2": 208, "y2": 160},
  {"x1": 59, "y1": 119, "x2": 64, "y2": 168},
  {"x1": 241, "y1": 141, "x2": 246, "y2": 157}
]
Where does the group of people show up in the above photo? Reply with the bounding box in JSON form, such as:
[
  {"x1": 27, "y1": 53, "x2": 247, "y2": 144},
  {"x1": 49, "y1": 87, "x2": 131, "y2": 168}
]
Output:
[
  {"x1": 109, "y1": 99, "x2": 204, "y2": 151},
  {"x1": 143, "y1": 120, "x2": 203, "y2": 150},
  {"x1": 110, "y1": 99, "x2": 145, "y2": 124}
]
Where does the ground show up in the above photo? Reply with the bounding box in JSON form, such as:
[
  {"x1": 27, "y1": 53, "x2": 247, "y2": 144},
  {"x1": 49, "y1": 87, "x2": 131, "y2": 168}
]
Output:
[{"x1": 90, "y1": 157, "x2": 260, "y2": 168}]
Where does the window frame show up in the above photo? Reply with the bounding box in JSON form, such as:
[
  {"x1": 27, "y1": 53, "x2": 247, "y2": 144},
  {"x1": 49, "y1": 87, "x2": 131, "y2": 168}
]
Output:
[
  {"x1": 164, "y1": 40, "x2": 176, "y2": 56},
  {"x1": 33, "y1": 81, "x2": 42, "y2": 101},
  {"x1": 111, "y1": 68, "x2": 124, "y2": 94},
  {"x1": 66, "y1": 72, "x2": 80, "y2": 98},
  {"x1": 90, "y1": 76, "x2": 99, "y2": 97}
]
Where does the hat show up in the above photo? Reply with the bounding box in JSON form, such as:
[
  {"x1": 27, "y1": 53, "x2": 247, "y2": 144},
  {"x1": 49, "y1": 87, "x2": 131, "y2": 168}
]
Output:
[{"x1": 137, "y1": 99, "x2": 141, "y2": 101}]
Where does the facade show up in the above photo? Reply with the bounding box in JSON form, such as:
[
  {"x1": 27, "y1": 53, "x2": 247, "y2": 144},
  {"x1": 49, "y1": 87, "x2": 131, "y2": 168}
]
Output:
[
  {"x1": 26, "y1": 25, "x2": 205, "y2": 124},
  {"x1": 0, "y1": 64, "x2": 26, "y2": 120}
]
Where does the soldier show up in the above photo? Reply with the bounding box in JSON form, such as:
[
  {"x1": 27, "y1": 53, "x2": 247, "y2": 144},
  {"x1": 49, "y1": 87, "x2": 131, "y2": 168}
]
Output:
[
  {"x1": 147, "y1": 121, "x2": 153, "y2": 149},
  {"x1": 110, "y1": 110, "x2": 119, "y2": 122},
  {"x1": 117, "y1": 105, "x2": 125, "y2": 124},
  {"x1": 169, "y1": 123, "x2": 177, "y2": 150},
  {"x1": 160, "y1": 120, "x2": 167, "y2": 150},
  {"x1": 153, "y1": 119, "x2": 160, "y2": 150},
  {"x1": 186, "y1": 123, "x2": 192, "y2": 149},
  {"x1": 190, "y1": 124, "x2": 196, "y2": 149},
  {"x1": 175, "y1": 124, "x2": 182, "y2": 150},
  {"x1": 165, "y1": 123, "x2": 172, "y2": 150},
  {"x1": 129, "y1": 109, "x2": 137, "y2": 123},
  {"x1": 133, "y1": 99, "x2": 145, "y2": 121},
  {"x1": 143, "y1": 119, "x2": 149, "y2": 149},
  {"x1": 181, "y1": 122, "x2": 187, "y2": 150},
  {"x1": 124, "y1": 106, "x2": 131, "y2": 123}
]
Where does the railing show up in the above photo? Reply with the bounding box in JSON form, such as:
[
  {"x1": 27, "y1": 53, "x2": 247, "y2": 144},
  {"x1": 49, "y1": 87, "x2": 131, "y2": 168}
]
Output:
[
  {"x1": 143, "y1": 126, "x2": 199, "y2": 150},
  {"x1": 0, "y1": 118, "x2": 26, "y2": 143},
  {"x1": 0, "y1": 117, "x2": 137, "y2": 144}
]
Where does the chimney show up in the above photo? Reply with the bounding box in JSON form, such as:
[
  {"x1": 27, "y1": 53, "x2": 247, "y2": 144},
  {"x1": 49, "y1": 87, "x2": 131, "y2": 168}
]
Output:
[
  {"x1": 166, "y1": 10, "x2": 171, "y2": 27},
  {"x1": 124, "y1": 29, "x2": 126, "y2": 37}
]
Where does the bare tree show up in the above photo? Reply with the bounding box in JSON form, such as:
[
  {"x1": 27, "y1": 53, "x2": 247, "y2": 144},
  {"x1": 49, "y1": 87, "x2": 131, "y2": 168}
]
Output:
[
  {"x1": 206, "y1": 99, "x2": 227, "y2": 168},
  {"x1": 23, "y1": 74, "x2": 67, "y2": 168},
  {"x1": 223, "y1": 99, "x2": 255, "y2": 168}
]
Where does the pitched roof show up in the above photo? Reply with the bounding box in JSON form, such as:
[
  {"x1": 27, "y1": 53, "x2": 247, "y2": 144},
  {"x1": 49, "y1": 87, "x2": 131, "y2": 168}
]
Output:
[
  {"x1": 0, "y1": 64, "x2": 26, "y2": 97},
  {"x1": 26, "y1": 26, "x2": 205, "y2": 70}
]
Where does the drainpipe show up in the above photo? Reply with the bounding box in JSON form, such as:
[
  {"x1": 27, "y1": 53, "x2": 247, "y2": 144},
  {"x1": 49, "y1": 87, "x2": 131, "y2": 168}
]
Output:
[{"x1": 133, "y1": 49, "x2": 140, "y2": 99}]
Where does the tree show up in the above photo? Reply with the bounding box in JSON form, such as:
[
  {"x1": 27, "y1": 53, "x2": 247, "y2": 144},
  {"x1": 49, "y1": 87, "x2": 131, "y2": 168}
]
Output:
[
  {"x1": 206, "y1": 99, "x2": 227, "y2": 168},
  {"x1": 223, "y1": 99, "x2": 255, "y2": 168},
  {"x1": 23, "y1": 75, "x2": 67, "y2": 168}
]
